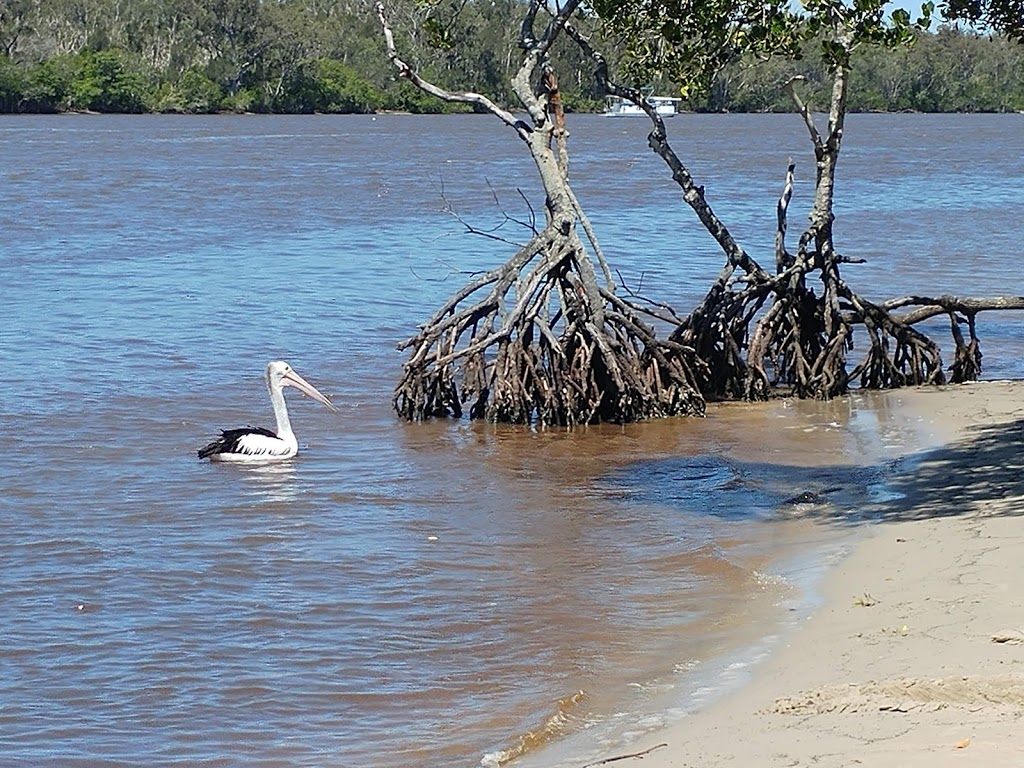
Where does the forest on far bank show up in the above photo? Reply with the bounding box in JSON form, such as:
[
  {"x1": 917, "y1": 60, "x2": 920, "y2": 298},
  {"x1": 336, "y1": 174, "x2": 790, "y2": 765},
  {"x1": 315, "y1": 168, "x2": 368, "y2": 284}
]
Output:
[{"x1": 1, "y1": 0, "x2": 1023, "y2": 115}]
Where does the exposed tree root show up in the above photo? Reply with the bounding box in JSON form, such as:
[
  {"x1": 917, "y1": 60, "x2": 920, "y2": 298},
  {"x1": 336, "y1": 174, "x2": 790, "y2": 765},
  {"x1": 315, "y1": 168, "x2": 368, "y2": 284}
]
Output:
[{"x1": 392, "y1": 227, "x2": 707, "y2": 424}]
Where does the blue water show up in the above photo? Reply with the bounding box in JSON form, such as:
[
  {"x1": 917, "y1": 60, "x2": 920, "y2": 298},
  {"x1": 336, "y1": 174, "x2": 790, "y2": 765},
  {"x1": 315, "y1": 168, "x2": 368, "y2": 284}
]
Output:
[{"x1": 2, "y1": 113, "x2": 1023, "y2": 768}]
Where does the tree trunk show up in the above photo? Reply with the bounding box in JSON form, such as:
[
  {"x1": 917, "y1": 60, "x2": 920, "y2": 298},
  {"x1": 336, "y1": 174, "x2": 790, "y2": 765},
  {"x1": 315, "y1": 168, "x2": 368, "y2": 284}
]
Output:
[
  {"x1": 378, "y1": 1, "x2": 705, "y2": 425},
  {"x1": 578, "y1": 24, "x2": 951, "y2": 402}
]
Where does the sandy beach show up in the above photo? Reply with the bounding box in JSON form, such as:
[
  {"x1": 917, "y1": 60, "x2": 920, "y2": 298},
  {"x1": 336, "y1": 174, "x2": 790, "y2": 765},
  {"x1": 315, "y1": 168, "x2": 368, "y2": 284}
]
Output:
[{"x1": 579, "y1": 381, "x2": 1024, "y2": 768}]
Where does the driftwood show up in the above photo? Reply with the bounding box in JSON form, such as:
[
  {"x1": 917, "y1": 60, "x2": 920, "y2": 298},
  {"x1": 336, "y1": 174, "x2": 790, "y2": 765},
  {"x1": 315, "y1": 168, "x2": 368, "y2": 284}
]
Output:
[
  {"x1": 379, "y1": 1, "x2": 706, "y2": 425},
  {"x1": 580, "y1": 742, "x2": 668, "y2": 768}
]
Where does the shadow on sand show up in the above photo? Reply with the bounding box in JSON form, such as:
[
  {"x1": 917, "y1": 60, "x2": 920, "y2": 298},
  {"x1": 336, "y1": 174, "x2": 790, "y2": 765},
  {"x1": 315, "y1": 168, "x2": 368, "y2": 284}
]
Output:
[
  {"x1": 855, "y1": 417, "x2": 1024, "y2": 523},
  {"x1": 609, "y1": 416, "x2": 1024, "y2": 528}
]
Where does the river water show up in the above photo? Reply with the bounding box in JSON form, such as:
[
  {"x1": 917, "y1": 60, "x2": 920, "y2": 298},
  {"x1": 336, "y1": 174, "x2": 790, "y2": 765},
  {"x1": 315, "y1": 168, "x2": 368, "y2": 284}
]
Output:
[{"x1": 2, "y1": 112, "x2": 1022, "y2": 767}]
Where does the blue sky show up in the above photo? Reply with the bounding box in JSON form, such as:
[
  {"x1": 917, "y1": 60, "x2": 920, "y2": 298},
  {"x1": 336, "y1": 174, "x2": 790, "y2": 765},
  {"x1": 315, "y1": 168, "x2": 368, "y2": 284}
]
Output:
[{"x1": 792, "y1": 0, "x2": 944, "y2": 24}]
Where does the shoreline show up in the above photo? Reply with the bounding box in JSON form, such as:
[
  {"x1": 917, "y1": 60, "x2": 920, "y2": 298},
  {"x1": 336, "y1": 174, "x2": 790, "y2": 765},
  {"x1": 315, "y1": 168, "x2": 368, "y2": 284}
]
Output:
[
  {"x1": 508, "y1": 516, "x2": 865, "y2": 768},
  {"x1": 531, "y1": 381, "x2": 1024, "y2": 768}
]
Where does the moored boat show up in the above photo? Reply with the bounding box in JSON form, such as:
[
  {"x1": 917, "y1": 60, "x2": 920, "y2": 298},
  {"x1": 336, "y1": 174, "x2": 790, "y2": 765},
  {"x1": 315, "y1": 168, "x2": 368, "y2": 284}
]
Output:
[{"x1": 604, "y1": 95, "x2": 680, "y2": 117}]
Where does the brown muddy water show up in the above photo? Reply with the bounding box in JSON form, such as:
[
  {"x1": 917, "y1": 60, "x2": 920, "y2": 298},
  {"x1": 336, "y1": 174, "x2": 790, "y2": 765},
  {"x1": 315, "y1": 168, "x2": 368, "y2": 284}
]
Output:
[{"x1": 2, "y1": 113, "x2": 1022, "y2": 767}]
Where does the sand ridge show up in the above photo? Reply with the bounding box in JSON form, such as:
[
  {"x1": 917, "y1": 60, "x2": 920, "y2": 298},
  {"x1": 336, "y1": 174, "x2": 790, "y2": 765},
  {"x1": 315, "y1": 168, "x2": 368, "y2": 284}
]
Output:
[{"x1": 769, "y1": 676, "x2": 1024, "y2": 714}]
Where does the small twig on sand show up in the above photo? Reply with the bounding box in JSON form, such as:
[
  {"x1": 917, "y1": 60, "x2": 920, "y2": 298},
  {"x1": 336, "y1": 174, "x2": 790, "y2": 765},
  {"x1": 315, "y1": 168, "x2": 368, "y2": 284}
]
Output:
[{"x1": 580, "y1": 743, "x2": 668, "y2": 768}]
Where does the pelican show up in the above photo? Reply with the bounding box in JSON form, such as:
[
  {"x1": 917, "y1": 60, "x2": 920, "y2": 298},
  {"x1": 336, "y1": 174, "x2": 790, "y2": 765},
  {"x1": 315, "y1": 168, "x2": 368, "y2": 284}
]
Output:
[{"x1": 198, "y1": 361, "x2": 336, "y2": 462}]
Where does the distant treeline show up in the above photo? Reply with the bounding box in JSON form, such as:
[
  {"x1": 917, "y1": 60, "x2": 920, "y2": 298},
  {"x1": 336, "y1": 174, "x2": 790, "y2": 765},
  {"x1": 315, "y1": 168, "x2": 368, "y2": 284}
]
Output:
[{"x1": 1, "y1": 0, "x2": 1022, "y2": 114}]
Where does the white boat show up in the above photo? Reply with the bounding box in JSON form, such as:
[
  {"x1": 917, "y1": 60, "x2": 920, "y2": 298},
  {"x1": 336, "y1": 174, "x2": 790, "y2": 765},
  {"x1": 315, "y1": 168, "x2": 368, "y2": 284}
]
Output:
[{"x1": 604, "y1": 95, "x2": 680, "y2": 117}]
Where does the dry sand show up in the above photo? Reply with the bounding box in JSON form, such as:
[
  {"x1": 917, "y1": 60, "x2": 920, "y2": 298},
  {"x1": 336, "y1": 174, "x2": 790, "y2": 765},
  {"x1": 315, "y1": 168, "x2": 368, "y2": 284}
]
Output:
[{"x1": 580, "y1": 381, "x2": 1024, "y2": 768}]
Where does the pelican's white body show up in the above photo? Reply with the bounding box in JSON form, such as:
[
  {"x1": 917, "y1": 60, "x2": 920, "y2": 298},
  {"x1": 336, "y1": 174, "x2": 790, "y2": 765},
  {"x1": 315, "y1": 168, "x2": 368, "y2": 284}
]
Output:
[{"x1": 210, "y1": 429, "x2": 299, "y2": 462}]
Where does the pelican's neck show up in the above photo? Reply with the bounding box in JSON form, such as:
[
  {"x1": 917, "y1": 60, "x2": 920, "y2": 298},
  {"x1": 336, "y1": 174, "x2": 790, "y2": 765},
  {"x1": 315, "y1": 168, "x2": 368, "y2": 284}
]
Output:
[{"x1": 269, "y1": 381, "x2": 294, "y2": 440}]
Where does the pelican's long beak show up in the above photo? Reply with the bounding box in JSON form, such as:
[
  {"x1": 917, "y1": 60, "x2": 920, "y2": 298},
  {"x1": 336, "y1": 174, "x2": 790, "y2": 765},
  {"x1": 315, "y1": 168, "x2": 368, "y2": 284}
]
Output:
[{"x1": 283, "y1": 368, "x2": 337, "y2": 411}]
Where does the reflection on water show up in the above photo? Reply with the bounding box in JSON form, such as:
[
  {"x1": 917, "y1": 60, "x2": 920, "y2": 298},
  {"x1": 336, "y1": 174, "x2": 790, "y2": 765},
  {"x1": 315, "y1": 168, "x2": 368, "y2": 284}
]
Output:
[
  {"x1": 1, "y1": 113, "x2": 1022, "y2": 768},
  {"x1": 238, "y1": 462, "x2": 301, "y2": 505}
]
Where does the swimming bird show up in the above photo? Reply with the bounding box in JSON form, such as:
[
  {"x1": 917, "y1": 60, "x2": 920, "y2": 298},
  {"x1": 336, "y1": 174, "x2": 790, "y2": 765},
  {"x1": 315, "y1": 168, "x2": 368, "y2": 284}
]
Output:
[{"x1": 198, "y1": 361, "x2": 336, "y2": 462}]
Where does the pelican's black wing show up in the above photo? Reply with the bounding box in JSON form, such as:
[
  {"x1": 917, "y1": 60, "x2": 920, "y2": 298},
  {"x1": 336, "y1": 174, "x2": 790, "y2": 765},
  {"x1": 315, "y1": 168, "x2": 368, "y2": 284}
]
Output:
[{"x1": 198, "y1": 426, "x2": 278, "y2": 459}]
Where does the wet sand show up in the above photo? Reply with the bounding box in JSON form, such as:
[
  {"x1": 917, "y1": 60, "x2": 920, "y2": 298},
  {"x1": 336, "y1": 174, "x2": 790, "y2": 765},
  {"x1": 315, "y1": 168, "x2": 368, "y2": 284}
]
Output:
[{"x1": 570, "y1": 381, "x2": 1024, "y2": 768}]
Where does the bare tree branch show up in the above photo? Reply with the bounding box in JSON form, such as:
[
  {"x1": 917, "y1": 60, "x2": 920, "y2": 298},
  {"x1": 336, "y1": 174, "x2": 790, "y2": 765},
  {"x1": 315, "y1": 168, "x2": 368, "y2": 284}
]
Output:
[{"x1": 376, "y1": 2, "x2": 525, "y2": 137}]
